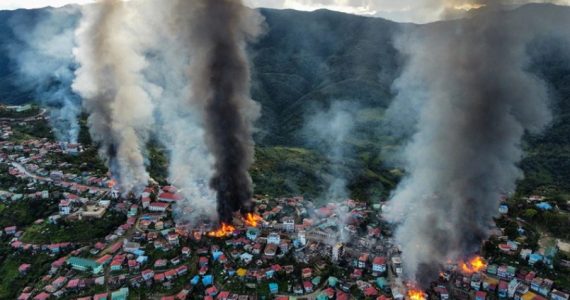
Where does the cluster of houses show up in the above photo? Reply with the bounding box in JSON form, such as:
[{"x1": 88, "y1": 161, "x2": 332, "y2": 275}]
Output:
[{"x1": 434, "y1": 260, "x2": 569, "y2": 300}]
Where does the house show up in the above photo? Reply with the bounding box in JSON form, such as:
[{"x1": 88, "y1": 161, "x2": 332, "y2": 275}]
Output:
[
  {"x1": 154, "y1": 273, "x2": 165, "y2": 282},
  {"x1": 264, "y1": 244, "x2": 278, "y2": 257},
  {"x1": 529, "y1": 253, "x2": 544, "y2": 266},
  {"x1": 434, "y1": 287, "x2": 449, "y2": 300},
  {"x1": 205, "y1": 286, "x2": 218, "y2": 297},
  {"x1": 499, "y1": 204, "x2": 509, "y2": 214},
  {"x1": 302, "y1": 268, "x2": 312, "y2": 278},
  {"x1": 111, "y1": 287, "x2": 129, "y2": 300},
  {"x1": 94, "y1": 292, "x2": 108, "y2": 300},
  {"x1": 110, "y1": 260, "x2": 123, "y2": 271},
  {"x1": 167, "y1": 233, "x2": 179, "y2": 246},
  {"x1": 158, "y1": 192, "x2": 182, "y2": 203},
  {"x1": 67, "y1": 257, "x2": 103, "y2": 274},
  {"x1": 154, "y1": 259, "x2": 168, "y2": 268},
  {"x1": 240, "y1": 253, "x2": 253, "y2": 264},
  {"x1": 358, "y1": 253, "x2": 369, "y2": 269},
  {"x1": 531, "y1": 278, "x2": 553, "y2": 296},
  {"x1": 267, "y1": 232, "x2": 281, "y2": 245},
  {"x1": 364, "y1": 286, "x2": 378, "y2": 297},
  {"x1": 141, "y1": 269, "x2": 154, "y2": 281},
  {"x1": 304, "y1": 281, "x2": 314, "y2": 293},
  {"x1": 149, "y1": 202, "x2": 169, "y2": 212},
  {"x1": 246, "y1": 228, "x2": 260, "y2": 240},
  {"x1": 499, "y1": 281, "x2": 509, "y2": 298},
  {"x1": 351, "y1": 268, "x2": 363, "y2": 279},
  {"x1": 59, "y1": 200, "x2": 71, "y2": 215},
  {"x1": 4, "y1": 226, "x2": 17, "y2": 235},
  {"x1": 475, "y1": 291, "x2": 487, "y2": 300},
  {"x1": 551, "y1": 290, "x2": 570, "y2": 300},
  {"x1": 18, "y1": 263, "x2": 31, "y2": 275},
  {"x1": 372, "y1": 256, "x2": 386, "y2": 274},
  {"x1": 282, "y1": 217, "x2": 295, "y2": 232}
]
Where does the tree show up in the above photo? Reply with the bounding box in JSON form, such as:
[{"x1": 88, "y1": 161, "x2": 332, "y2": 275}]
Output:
[{"x1": 523, "y1": 209, "x2": 538, "y2": 220}]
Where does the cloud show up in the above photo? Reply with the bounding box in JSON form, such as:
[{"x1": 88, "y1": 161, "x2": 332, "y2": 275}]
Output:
[
  {"x1": 0, "y1": 0, "x2": 94, "y2": 10},
  {"x1": 2, "y1": 0, "x2": 569, "y2": 25}
]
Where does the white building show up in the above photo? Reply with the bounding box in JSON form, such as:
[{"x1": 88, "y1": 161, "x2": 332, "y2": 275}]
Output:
[
  {"x1": 59, "y1": 200, "x2": 71, "y2": 215},
  {"x1": 149, "y1": 202, "x2": 169, "y2": 212},
  {"x1": 267, "y1": 232, "x2": 281, "y2": 245},
  {"x1": 282, "y1": 217, "x2": 295, "y2": 232},
  {"x1": 297, "y1": 230, "x2": 306, "y2": 246}
]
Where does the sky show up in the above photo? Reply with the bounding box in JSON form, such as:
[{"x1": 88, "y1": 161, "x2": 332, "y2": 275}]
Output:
[{"x1": 1, "y1": 0, "x2": 569, "y2": 23}]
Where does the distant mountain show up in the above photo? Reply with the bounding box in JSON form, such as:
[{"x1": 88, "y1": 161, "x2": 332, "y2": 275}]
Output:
[{"x1": 0, "y1": 5, "x2": 569, "y2": 198}]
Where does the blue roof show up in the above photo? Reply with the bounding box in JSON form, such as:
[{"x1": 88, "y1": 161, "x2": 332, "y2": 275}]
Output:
[
  {"x1": 202, "y1": 275, "x2": 214, "y2": 286},
  {"x1": 536, "y1": 202, "x2": 553, "y2": 210}
]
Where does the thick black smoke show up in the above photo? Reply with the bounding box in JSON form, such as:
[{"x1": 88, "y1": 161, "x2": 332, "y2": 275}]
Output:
[
  {"x1": 384, "y1": 3, "x2": 570, "y2": 286},
  {"x1": 179, "y1": 0, "x2": 264, "y2": 223}
]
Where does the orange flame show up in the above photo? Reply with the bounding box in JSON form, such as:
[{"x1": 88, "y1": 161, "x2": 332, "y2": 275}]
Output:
[
  {"x1": 244, "y1": 213, "x2": 263, "y2": 227},
  {"x1": 107, "y1": 179, "x2": 117, "y2": 188},
  {"x1": 208, "y1": 223, "x2": 236, "y2": 238},
  {"x1": 460, "y1": 256, "x2": 487, "y2": 274},
  {"x1": 407, "y1": 289, "x2": 426, "y2": 300}
]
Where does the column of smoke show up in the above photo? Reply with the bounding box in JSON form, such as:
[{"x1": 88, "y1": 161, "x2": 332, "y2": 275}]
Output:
[
  {"x1": 174, "y1": 0, "x2": 264, "y2": 224},
  {"x1": 7, "y1": 7, "x2": 81, "y2": 143},
  {"x1": 72, "y1": 0, "x2": 154, "y2": 195},
  {"x1": 304, "y1": 101, "x2": 358, "y2": 241},
  {"x1": 132, "y1": 0, "x2": 218, "y2": 222},
  {"x1": 384, "y1": 1, "x2": 566, "y2": 286}
]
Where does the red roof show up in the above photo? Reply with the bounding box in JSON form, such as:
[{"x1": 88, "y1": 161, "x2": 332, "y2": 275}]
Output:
[
  {"x1": 18, "y1": 293, "x2": 31, "y2": 300},
  {"x1": 94, "y1": 293, "x2": 108, "y2": 300},
  {"x1": 499, "y1": 281, "x2": 508, "y2": 290},
  {"x1": 364, "y1": 286, "x2": 378, "y2": 297},
  {"x1": 33, "y1": 293, "x2": 50, "y2": 300},
  {"x1": 336, "y1": 291, "x2": 349, "y2": 300},
  {"x1": 373, "y1": 256, "x2": 386, "y2": 265},
  {"x1": 66, "y1": 279, "x2": 80, "y2": 288},
  {"x1": 162, "y1": 186, "x2": 177, "y2": 193},
  {"x1": 96, "y1": 254, "x2": 112, "y2": 265},
  {"x1": 159, "y1": 192, "x2": 182, "y2": 201},
  {"x1": 150, "y1": 202, "x2": 170, "y2": 208},
  {"x1": 154, "y1": 273, "x2": 165, "y2": 281}
]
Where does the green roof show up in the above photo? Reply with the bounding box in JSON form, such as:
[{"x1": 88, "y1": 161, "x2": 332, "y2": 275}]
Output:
[
  {"x1": 111, "y1": 288, "x2": 129, "y2": 300},
  {"x1": 67, "y1": 257, "x2": 101, "y2": 269}
]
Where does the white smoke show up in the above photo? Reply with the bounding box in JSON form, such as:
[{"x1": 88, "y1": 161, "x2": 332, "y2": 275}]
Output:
[{"x1": 72, "y1": 0, "x2": 154, "y2": 195}]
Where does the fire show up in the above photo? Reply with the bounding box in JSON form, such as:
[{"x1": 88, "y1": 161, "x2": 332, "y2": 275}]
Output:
[
  {"x1": 407, "y1": 289, "x2": 426, "y2": 300},
  {"x1": 208, "y1": 223, "x2": 236, "y2": 238},
  {"x1": 107, "y1": 179, "x2": 117, "y2": 188},
  {"x1": 244, "y1": 213, "x2": 263, "y2": 227},
  {"x1": 460, "y1": 255, "x2": 487, "y2": 274}
]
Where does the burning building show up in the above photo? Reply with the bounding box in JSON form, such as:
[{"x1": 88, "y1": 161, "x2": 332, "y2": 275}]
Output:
[{"x1": 174, "y1": 0, "x2": 265, "y2": 225}]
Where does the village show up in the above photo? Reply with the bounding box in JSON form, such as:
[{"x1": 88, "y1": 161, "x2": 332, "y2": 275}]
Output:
[{"x1": 1, "y1": 105, "x2": 570, "y2": 300}]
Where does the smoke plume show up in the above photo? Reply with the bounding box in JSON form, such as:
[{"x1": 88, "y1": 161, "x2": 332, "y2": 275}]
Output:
[
  {"x1": 129, "y1": 1, "x2": 219, "y2": 222},
  {"x1": 7, "y1": 7, "x2": 81, "y2": 143},
  {"x1": 384, "y1": 2, "x2": 568, "y2": 286},
  {"x1": 173, "y1": 0, "x2": 264, "y2": 224},
  {"x1": 305, "y1": 101, "x2": 358, "y2": 202},
  {"x1": 304, "y1": 101, "x2": 359, "y2": 242},
  {"x1": 72, "y1": 0, "x2": 154, "y2": 195}
]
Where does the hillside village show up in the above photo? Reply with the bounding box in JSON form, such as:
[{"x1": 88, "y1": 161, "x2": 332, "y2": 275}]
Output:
[{"x1": 1, "y1": 106, "x2": 570, "y2": 300}]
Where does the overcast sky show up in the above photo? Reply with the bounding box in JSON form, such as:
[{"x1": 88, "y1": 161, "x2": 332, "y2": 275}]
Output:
[{"x1": 1, "y1": 0, "x2": 569, "y2": 23}]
